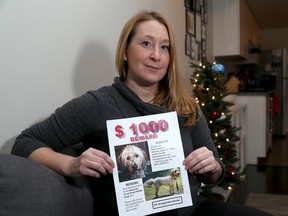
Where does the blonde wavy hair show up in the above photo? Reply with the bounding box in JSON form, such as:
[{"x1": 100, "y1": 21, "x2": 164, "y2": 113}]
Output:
[{"x1": 115, "y1": 10, "x2": 200, "y2": 126}]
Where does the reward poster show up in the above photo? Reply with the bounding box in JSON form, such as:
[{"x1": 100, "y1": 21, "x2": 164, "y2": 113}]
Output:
[{"x1": 107, "y1": 111, "x2": 193, "y2": 216}]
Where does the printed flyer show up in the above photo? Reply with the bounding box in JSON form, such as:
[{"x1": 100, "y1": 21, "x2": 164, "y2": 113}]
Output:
[{"x1": 107, "y1": 111, "x2": 193, "y2": 216}]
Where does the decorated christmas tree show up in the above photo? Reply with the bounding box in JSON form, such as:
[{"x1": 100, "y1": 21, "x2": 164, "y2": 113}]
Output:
[{"x1": 190, "y1": 60, "x2": 245, "y2": 198}]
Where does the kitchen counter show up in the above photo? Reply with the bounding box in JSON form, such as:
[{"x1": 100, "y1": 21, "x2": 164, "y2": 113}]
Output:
[{"x1": 235, "y1": 94, "x2": 273, "y2": 164}]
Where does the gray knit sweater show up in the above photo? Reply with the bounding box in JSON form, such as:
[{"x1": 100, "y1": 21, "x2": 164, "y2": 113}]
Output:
[{"x1": 12, "y1": 77, "x2": 224, "y2": 216}]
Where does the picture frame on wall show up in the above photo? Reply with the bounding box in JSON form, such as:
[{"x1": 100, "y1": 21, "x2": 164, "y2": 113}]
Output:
[
  {"x1": 201, "y1": 23, "x2": 206, "y2": 40},
  {"x1": 201, "y1": 6, "x2": 205, "y2": 22},
  {"x1": 186, "y1": 9, "x2": 195, "y2": 36},
  {"x1": 185, "y1": 0, "x2": 191, "y2": 8},
  {"x1": 203, "y1": 0, "x2": 208, "y2": 12},
  {"x1": 197, "y1": 43, "x2": 201, "y2": 61},
  {"x1": 184, "y1": 0, "x2": 208, "y2": 58},
  {"x1": 195, "y1": 0, "x2": 201, "y2": 12},
  {"x1": 201, "y1": 39, "x2": 206, "y2": 51},
  {"x1": 190, "y1": 36, "x2": 196, "y2": 60},
  {"x1": 185, "y1": 34, "x2": 191, "y2": 56},
  {"x1": 203, "y1": 12, "x2": 208, "y2": 24},
  {"x1": 202, "y1": 52, "x2": 207, "y2": 62},
  {"x1": 195, "y1": 13, "x2": 201, "y2": 42},
  {"x1": 195, "y1": 42, "x2": 199, "y2": 61},
  {"x1": 185, "y1": 0, "x2": 197, "y2": 11}
]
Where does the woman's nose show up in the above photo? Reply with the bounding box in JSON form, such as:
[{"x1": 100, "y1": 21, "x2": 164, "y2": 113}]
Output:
[{"x1": 150, "y1": 47, "x2": 160, "y2": 61}]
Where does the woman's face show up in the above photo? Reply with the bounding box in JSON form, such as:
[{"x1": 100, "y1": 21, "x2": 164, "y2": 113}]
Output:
[{"x1": 125, "y1": 20, "x2": 170, "y2": 87}]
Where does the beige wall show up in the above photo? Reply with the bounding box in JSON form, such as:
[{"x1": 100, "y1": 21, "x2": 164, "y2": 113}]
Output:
[
  {"x1": 0, "y1": 0, "x2": 214, "y2": 153},
  {"x1": 0, "y1": 0, "x2": 189, "y2": 153},
  {"x1": 262, "y1": 28, "x2": 288, "y2": 50}
]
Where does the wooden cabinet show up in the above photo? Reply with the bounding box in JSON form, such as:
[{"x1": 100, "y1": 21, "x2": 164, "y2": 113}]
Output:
[
  {"x1": 213, "y1": 0, "x2": 261, "y2": 59},
  {"x1": 235, "y1": 94, "x2": 272, "y2": 164}
]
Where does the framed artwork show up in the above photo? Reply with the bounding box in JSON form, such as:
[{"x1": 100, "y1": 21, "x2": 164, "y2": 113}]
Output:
[
  {"x1": 202, "y1": 52, "x2": 207, "y2": 62},
  {"x1": 201, "y1": 23, "x2": 206, "y2": 40},
  {"x1": 190, "y1": 36, "x2": 196, "y2": 60},
  {"x1": 197, "y1": 43, "x2": 201, "y2": 61},
  {"x1": 186, "y1": 0, "x2": 197, "y2": 11},
  {"x1": 195, "y1": 0, "x2": 201, "y2": 12},
  {"x1": 203, "y1": 12, "x2": 208, "y2": 24},
  {"x1": 195, "y1": 13, "x2": 201, "y2": 42},
  {"x1": 186, "y1": 10, "x2": 195, "y2": 36},
  {"x1": 201, "y1": 39, "x2": 206, "y2": 51},
  {"x1": 184, "y1": 0, "x2": 208, "y2": 57},
  {"x1": 185, "y1": 0, "x2": 191, "y2": 8},
  {"x1": 194, "y1": 42, "x2": 199, "y2": 61},
  {"x1": 203, "y1": 0, "x2": 208, "y2": 12},
  {"x1": 185, "y1": 34, "x2": 191, "y2": 56},
  {"x1": 201, "y1": 6, "x2": 205, "y2": 22}
]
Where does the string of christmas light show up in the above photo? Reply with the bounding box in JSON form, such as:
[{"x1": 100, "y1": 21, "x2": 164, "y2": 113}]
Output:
[{"x1": 189, "y1": 60, "x2": 246, "y2": 197}]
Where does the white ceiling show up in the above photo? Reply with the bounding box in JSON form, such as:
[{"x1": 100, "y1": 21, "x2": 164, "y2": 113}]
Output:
[{"x1": 245, "y1": 0, "x2": 288, "y2": 29}]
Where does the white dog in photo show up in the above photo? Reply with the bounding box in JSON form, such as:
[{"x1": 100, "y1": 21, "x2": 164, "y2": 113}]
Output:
[
  {"x1": 144, "y1": 168, "x2": 181, "y2": 198},
  {"x1": 117, "y1": 144, "x2": 149, "y2": 181}
]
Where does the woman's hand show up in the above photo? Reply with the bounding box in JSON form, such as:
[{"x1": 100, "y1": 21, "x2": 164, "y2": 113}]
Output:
[
  {"x1": 182, "y1": 147, "x2": 222, "y2": 182},
  {"x1": 67, "y1": 147, "x2": 115, "y2": 178}
]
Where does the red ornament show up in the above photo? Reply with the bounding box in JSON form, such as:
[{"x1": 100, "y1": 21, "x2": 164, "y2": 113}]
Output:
[
  {"x1": 224, "y1": 150, "x2": 230, "y2": 155},
  {"x1": 229, "y1": 165, "x2": 235, "y2": 171}
]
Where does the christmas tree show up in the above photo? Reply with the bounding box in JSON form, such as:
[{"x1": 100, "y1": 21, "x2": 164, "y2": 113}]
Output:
[{"x1": 190, "y1": 60, "x2": 245, "y2": 198}]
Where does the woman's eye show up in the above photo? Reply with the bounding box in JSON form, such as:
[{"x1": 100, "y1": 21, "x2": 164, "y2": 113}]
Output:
[
  {"x1": 142, "y1": 41, "x2": 151, "y2": 47},
  {"x1": 161, "y1": 45, "x2": 170, "y2": 51}
]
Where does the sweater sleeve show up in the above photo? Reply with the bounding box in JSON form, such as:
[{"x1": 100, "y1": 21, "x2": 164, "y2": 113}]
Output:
[
  {"x1": 11, "y1": 92, "x2": 100, "y2": 158},
  {"x1": 190, "y1": 113, "x2": 225, "y2": 185}
]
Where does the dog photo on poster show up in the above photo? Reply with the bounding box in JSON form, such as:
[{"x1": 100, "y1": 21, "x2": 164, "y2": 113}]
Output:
[{"x1": 107, "y1": 112, "x2": 193, "y2": 216}]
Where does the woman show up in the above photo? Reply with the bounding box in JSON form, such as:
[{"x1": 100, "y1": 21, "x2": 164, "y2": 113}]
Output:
[{"x1": 12, "y1": 10, "x2": 271, "y2": 216}]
